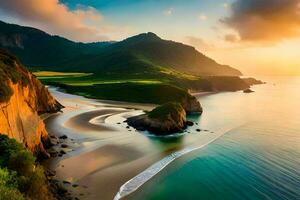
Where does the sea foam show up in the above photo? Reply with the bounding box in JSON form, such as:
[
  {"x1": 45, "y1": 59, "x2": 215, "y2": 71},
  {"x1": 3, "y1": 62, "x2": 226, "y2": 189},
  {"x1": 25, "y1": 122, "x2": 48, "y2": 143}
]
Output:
[{"x1": 113, "y1": 126, "x2": 238, "y2": 200}]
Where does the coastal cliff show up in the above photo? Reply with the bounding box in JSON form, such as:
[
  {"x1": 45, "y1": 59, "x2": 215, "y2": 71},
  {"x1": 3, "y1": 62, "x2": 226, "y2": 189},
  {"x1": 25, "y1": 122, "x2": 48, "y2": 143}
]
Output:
[{"x1": 0, "y1": 49, "x2": 62, "y2": 155}]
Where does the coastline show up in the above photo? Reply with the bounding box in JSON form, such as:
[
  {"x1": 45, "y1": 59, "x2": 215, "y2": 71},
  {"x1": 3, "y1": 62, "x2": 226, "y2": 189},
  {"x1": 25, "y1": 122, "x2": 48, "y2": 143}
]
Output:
[{"x1": 43, "y1": 88, "x2": 220, "y2": 200}]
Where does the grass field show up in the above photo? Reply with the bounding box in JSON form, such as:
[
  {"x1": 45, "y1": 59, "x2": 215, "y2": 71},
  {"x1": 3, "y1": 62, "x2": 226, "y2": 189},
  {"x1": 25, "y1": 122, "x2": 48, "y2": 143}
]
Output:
[
  {"x1": 35, "y1": 70, "x2": 248, "y2": 105},
  {"x1": 34, "y1": 70, "x2": 212, "y2": 89},
  {"x1": 34, "y1": 70, "x2": 201, "y2": 105},
  {"x1": 33, "y1": 71, "x2": 92, "y2": 79}
]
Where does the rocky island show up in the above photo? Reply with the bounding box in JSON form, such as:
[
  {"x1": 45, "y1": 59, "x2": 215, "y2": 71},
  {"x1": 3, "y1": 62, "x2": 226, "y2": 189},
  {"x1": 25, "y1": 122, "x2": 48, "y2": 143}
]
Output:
[{"x1": 127, "y1": 101, "x2": 201, "y2": 135}]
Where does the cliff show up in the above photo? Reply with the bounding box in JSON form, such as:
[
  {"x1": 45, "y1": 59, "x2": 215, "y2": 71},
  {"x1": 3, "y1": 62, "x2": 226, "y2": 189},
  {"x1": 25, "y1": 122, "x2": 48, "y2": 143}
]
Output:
[{"x1": 0, "y1": 49, "x2": 63, "y2": 156}]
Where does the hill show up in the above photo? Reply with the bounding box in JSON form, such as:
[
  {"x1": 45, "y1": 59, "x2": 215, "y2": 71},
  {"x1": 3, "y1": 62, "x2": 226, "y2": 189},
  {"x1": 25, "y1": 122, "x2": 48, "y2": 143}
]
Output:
[
  {"x1": 0, "y1": 20, "x2": 112, "y2": 67},
  {"x1": 0, "y1": 20, "x2": 241, "y2": 77}
]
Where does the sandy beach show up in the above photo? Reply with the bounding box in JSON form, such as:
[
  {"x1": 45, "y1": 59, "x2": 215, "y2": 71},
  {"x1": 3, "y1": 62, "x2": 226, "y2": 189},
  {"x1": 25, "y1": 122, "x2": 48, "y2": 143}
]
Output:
[{"x1": 44, "y1": 87, "x2": 223, "y2": 200}]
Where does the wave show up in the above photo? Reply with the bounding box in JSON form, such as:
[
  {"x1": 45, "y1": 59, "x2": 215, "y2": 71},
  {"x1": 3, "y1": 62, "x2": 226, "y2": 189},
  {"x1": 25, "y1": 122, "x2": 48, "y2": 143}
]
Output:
[{"x1": 113, "y1": 126, "x2": 239, "y2": 200}]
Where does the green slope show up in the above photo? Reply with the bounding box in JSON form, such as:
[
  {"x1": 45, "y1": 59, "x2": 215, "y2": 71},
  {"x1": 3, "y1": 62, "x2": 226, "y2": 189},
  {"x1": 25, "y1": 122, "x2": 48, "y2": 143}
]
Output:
[
  {"x1": 0, "y1": 21, "x2": 112, "y2": 67},
  {"x1": 0, "y1": 21, "x2": 241, "y2": 77},
  {"x1": 1, "y1": 20, "x2": 251, "y2": 106}
]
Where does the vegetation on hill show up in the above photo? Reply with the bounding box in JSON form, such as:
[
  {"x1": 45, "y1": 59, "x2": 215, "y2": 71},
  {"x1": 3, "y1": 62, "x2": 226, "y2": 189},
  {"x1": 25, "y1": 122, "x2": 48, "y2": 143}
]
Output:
[
  {"x1": 0, "y1": 135, "x2": 51, "y2": 200},
  {"x1": 0, "y1": 20, "x2": 241, "y2": 77},
  {"x1": 0, "y1": 20, "x2": 253, "y2": 106},
  {"x1": 49, "y1": 81, "x2": 194, "y2": 104},
  {"x1": 0, "y1": 21, "x2": 111, "y2": 67},
  {"x1": 148, "y1": 102, "x2": 185, "y2": 120},
  {"x1": 0, "y1": 49, "x2": 29, "y2": 102}
]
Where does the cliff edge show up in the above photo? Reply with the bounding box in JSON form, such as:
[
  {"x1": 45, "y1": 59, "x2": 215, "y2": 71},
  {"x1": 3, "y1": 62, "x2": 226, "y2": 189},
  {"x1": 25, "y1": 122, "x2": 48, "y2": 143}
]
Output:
[{"x1": 0, "y1": 49, "x2": 63, "y2": 156}]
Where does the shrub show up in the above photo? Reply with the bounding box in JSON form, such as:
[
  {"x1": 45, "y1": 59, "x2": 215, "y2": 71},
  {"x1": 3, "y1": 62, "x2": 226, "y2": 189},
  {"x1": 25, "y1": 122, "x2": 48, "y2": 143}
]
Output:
[
  {"x1": 25, "y1": 166, "x2": 51, "y2": 200},
  {"x1": 0, "y1": 186, "x2": 24, "y2": 200},
  {"x1": 0, "y1": 135, "x2": 23, "y2": 167},
  {"x1": 8, "y1": 150, "x2": 35, "y2": 177},
  {"x1": 0, "y1": 168, "x2": 24, "y2": 200},
  {"x1": 0, "y1": 134, "x2": 52, "y2": 200},
  {"x1": 0, "y1": 167, "x2": 18, "y2": 188}
]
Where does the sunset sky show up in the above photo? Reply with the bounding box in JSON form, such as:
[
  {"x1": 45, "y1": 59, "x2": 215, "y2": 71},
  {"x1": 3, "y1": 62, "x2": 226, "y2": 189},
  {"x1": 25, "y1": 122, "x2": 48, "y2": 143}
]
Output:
[{"x1": 0, "y1": 0, "x2": 300, "y2": 75}]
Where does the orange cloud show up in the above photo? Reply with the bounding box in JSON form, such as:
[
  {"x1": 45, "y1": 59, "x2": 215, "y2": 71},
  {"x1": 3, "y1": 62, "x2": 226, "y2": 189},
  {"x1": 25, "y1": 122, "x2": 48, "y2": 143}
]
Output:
[
  {"x1": 224, "y1": 34, "x2": 239, "y2": 43},
  {"x1": 0, "y1": 0, "x2": 115, "y2": 41},
  {"x1": 221, "y1": 0, "x2": 300, "y2": 43}
]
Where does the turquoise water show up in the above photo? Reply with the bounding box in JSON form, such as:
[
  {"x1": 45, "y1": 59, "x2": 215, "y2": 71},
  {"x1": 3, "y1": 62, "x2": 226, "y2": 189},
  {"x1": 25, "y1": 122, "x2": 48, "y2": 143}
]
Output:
[{"x1": 130, "y1": 77, "x2": 300, "y2": 200}]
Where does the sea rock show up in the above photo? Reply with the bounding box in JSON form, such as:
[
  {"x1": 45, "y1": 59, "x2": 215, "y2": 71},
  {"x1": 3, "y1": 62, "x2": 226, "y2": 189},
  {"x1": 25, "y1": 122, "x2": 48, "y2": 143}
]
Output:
[
  {"x1": 181, "y1": 95, "x2": 203, "y2": 113},
  {"x1": 61, "y1": 143, "x2": 68, "y2": 148},
  {"x1": 127, "y1": 102, "x2": 187, "y2": 135},
  {"x1": 243, "y1": 88, "x2": 254, "y2": 93},
  {"x1": 60, "y1": 150, "x2": 67, "y2": 155},
  {"x1": 56, "y1": 183, "x2": 68, "y2": 195},
  {"x1": 59, "y1": 135, "x2": 68, "y2": 139},
  {"x1": 243, "y1": 77, "x2": 265, "y2": 86},
  {"x1": 48, "y1": 149, "x2": 58, "y2": 157},
  {"x1": 186, "y1": 121, "x2": 194, "y2": 126}
]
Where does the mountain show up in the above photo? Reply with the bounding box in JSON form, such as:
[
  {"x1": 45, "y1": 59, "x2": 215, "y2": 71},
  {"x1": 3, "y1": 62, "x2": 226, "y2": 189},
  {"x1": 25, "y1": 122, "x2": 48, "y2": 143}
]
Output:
[
  {"x1": 0, "y1": 20, "x2": 112, "y2": 67},
  {"x1": 0, "y1": 20, "x2": 242, "y2": 76},
  {"x1": 0, "y1": 49, "x2": 62, "y2": 155}
]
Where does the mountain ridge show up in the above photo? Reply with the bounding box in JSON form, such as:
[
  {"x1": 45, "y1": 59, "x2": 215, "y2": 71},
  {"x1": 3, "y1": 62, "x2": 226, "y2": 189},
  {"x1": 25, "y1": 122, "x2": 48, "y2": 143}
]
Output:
[{"x1": 0, "y1": 20, "x2": 242, "y2": 77}]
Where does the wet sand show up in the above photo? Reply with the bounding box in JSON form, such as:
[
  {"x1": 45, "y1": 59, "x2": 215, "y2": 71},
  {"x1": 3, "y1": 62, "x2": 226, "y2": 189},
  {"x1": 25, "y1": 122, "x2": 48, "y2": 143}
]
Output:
[{"x1": 44, "y1": 87, "x2": 220, "y2": 200}]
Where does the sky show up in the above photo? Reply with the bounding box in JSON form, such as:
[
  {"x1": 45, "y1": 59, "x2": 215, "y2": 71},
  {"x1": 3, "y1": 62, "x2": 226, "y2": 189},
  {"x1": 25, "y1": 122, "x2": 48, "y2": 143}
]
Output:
[{"x1": 0, "y1": 0, "x2": 300, "y2": 76}]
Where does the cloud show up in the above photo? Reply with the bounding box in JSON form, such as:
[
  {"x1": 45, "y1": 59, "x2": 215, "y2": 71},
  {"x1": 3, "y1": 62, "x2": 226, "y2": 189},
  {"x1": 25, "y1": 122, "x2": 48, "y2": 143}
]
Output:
[
  {"x1": 163, "y1": 8, "x2": 174, "y2": 16},
  {"x1": 0, "y1": 0, "x2": 118, "y2": 42},
  {"x1": 186, "y1": 36, "x2": 215, "y2": 51},
  {"x1": 198, "y1": 14, "x2": 208, "y2": 21},
  {"x1": 221, "y1": 0, "x2": 300, "y2": 43},
  {"x1": 224, "y1": 34, "x2": 239, "y2": 42}
]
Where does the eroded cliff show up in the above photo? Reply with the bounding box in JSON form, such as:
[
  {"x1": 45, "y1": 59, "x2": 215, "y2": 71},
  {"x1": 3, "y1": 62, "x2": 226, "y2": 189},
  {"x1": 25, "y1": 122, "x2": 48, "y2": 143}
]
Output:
[{"x1": 0, "y1": 49, "x2": 62, "y2": 155}]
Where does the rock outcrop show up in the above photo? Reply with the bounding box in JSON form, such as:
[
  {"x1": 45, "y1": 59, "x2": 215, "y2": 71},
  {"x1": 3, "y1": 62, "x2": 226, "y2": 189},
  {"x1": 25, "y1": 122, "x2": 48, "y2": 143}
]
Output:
[
  {"x1": 127, "y1": 102, "x2": 189, "y2": 135},
  {"x1": 243, "y1": 77, "x2": 265, "y2": 86},
  {"x1": 181, "y1": 95, "x2": 203, "y2": 114},
  {"x1": 0, "y1": 49, "x2": 63, "y2": 156},
  {"x1": 243, "y1": 88, "x2": 254, "y2": 93}
]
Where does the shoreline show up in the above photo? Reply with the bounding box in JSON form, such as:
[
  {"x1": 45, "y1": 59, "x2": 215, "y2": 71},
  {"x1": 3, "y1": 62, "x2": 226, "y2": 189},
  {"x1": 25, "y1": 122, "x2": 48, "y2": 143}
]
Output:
[
  {"x1": 115, "y1": 125, "x2": 237, "y2": 200},
  {"x1": 43, "y1": 88, "x2": 219, "y2": 200}
]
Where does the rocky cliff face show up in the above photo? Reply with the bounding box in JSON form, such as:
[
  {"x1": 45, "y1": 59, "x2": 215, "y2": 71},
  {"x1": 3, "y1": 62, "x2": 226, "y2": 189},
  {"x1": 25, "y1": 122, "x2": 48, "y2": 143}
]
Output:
[
  {"x1": 0, "y1": 50, "x2": 62, "y2": 155},
  {"x1": 181, "y1": 95, "x2": 203, "y2": 114},
  {"x1": 127, "y1": 102, "x2": 188, "y2": 135}
]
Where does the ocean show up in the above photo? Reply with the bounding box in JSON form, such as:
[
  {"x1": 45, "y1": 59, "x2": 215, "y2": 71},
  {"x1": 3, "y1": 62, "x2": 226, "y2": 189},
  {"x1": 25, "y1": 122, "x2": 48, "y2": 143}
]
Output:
[{"x1": 129, "y1": 76, "x2": 300, "y2": 200}]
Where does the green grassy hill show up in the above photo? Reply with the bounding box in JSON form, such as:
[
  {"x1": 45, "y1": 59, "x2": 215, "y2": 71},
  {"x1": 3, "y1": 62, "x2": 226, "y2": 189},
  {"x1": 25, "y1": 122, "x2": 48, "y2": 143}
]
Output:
[
  {"x1": 0, "y1": 21, "x2": 241, "y2": 77},
  {"x1": 0, "y1": 21, "x2": 253, "y2": 106},
  {"x1": 0, "y1": 21, "x2": 112, "y2": 67}
]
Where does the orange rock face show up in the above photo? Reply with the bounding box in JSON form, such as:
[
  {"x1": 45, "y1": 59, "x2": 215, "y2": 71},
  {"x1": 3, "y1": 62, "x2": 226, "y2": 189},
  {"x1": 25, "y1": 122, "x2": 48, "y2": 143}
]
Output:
[{"x1": 0, "y1": 52, "x2": 62, "y2": 155}]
